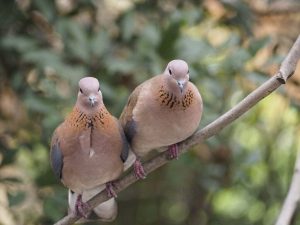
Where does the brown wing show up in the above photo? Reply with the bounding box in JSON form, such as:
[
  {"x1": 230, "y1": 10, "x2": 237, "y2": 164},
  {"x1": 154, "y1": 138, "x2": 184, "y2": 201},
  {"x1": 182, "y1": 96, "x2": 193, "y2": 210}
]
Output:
[
  {"x1": 119, "y1": 83, "x2": 144, "y2": 144},
  {"x1": 50, "y1": 114, "x2": 90, "y2": 183},
  {"x1": 50, "y1": 121, "x2": 76, "y2": 180}
]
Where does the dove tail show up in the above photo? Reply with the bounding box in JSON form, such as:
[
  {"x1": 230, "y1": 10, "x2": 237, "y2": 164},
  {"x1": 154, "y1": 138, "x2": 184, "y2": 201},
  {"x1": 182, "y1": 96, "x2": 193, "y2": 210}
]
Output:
[{"x1": 68, "y1": 187, "x2": 118, "y2": 223}]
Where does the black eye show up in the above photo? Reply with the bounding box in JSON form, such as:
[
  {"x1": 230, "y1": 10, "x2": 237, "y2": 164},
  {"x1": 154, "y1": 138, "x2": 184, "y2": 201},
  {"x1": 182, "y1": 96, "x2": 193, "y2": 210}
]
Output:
[
  {"x1": 187, "y1": 69, "x2": 189, "y2": 74},
  {"x1": 98, "y1": 87, "x2": 100, "y2": 92},
  {"x1": 168, "y1": 68, "x2": 172, "y2": 75},
  {"x1": 79, "y1": 88, "x2": 83, "y2": 93}
]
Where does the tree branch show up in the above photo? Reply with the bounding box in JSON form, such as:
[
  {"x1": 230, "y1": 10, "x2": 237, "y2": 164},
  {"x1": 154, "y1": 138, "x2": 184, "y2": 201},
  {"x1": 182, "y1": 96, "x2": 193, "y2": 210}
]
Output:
[
  {"x1": 275, "y1": 151, "x2": 300, "y2": 225},
  {"x1": 54, "y1": 34, "x2": 300, "y2": 225}
]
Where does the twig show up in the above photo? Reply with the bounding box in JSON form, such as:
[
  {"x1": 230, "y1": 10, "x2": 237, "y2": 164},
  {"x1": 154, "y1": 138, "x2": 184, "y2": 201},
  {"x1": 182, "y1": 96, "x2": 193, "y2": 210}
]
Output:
[
  {"x1": 54, "y1": 34, "x2": 300, "y2": 225},
  {"x1": 275, "y1": 151, "x2": 300, "y2": 225}
]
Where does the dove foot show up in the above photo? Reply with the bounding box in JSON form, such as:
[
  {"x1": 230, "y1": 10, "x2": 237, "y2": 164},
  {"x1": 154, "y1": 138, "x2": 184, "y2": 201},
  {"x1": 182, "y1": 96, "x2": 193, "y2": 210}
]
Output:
[
  {"x1": 75, "y1": 194, "x2": 89, "y2": 218},
  {"x1": 167, "y1": 144, "x2": 179, "y2": 160},
  {"x1": 106, "y1": 181, "x2": 117, "y2": 198},
  {"x1": 133, "y1": 159, "x2": 146, "y2": 179}
]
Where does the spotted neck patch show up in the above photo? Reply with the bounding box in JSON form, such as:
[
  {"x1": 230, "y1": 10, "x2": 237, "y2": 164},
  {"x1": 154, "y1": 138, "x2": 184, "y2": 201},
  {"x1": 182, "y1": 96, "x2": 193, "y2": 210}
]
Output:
[
  {"x1": 67, "y1": 107, "x2": 109, "y2": 129},
  {"x1": 156, "y1": 86, "x2": 194, "y2": 110}
]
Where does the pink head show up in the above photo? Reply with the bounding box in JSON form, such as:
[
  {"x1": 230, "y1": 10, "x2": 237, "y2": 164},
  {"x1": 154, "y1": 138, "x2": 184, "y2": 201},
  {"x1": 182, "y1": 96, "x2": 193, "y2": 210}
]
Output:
[
  {"x1": 164, "y1": 59, "x2": 189, "y2": 93},
  {"x1": 77, "y1": 77, "x2": 103, "y2": 110}
]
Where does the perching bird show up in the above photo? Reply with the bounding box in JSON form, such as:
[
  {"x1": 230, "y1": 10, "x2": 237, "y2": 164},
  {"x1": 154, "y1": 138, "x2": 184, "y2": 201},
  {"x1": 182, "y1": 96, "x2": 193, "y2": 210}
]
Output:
[
  {"x1": 120, "y1": 59, "x2": 203, "y2": 179},
  {"x1": 50, "y1": 77, "x2": 133, "y2": 220}
]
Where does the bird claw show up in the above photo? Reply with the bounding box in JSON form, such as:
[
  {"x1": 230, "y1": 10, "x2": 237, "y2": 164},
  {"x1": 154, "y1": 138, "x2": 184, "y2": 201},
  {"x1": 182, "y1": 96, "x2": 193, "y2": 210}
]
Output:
[
  {"x1": 106, "y1": 181, "x2": 117, "y2": 198},
  {"x1": 167, "y1": 144, "x2": 179, "y2": 160},
  {"x1": 75, "y1": 194, "x2": 89, "y2": 218},
  {"x1": 133, "y1": 160, "x2": 146, "y2": 179}
]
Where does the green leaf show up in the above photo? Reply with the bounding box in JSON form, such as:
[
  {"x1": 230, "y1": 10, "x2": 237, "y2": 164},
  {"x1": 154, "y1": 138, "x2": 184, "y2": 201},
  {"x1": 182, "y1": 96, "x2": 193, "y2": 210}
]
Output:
[
  {"x1": 8, "y1": 191, "x2": 26, "y2": 207},
  {"x1": 176, "y1": 36, "x2": 214, "y2": 63},
  {"x1": 90, "y1": 30, "x2": 111, "y2": 57},
  {"x1": 23, "y1": 49, "x2": 61, "y2": 66},
  {"x1": 56, "y1": 19, "x2": 90, "y2": 62},
  {"x1": 213, "y1": 188, "x2": 252, "y2": 218},
  {"x1": 248, "y1": 37, "x2": 270, "y2": 56},
  {"x1": 158, "y1": 20, "x2": 183, "y2": 59},
  {"x1": 0, "y1": 177, "x2": 22, "y2": 183},
  {"x1": 120, "y1": 11, "x2": 136, "y2": 41},
  {"x1": 24, "y1": 93, "x2": 55, "y2": 114},
  {"x1": 66, "y1": 22, "x2": 90, "y2": 62},
  {"x1": 32, "y1": 0, "x2": 56, "y2": 21},
  {"x1": 1, "y1": 36, "x2": 38, "y2": 52},
  {"x1": 139, "y1": 24, "x2": 161, "y2": 47},
  {"x1": 43, "y1": 187, "x2": 68, "y2": 221}
]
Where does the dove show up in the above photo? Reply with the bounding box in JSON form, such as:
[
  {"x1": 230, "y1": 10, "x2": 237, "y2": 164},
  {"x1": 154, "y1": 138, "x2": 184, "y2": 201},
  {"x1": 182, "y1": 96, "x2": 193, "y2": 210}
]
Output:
[
  {"x1": 50, "y1": 77, "x2": 133, "y2": 220},
  {"x1": 119, "y1": 59, "x2": 203, "y2": 179}
]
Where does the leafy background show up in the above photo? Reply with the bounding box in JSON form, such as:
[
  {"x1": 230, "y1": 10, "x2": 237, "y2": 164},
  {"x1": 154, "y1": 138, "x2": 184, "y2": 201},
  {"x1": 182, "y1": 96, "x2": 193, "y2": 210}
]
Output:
[{"x1": 1, "y1": 0, "x2": 300, "y2": 224}]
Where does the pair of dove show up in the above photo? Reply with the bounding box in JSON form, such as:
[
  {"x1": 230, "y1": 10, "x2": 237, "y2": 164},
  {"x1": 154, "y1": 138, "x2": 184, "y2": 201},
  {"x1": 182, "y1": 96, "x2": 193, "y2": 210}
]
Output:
[{"x1": 50, "y1": 59, "x2": 203, "y2": 222}]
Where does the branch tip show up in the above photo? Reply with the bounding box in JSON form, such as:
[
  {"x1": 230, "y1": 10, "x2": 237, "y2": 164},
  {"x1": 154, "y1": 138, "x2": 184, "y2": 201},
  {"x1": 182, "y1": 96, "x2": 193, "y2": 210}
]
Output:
[{"x1": 276, "y1": 71, "x2": 287, "y2": 84}]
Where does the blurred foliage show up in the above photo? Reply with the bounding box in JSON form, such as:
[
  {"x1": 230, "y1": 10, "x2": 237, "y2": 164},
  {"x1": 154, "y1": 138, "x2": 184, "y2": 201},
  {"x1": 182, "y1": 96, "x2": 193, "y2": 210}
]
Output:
[{"x1": 0, "y1": 0, "x2": 300, "y2": 224}]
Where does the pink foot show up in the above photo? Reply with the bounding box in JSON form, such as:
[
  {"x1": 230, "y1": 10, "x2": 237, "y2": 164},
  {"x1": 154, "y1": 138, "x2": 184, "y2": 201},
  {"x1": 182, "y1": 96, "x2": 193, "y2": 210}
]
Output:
[
  {"x1": 75, "y1": 194, "x2": 89, "y2": 218},
  {"x1": 106, "y1": 181, "x2": 117, "y2": 198},
  {"x1": 167, "y1": 144, "x2": 179, "y2": 160},
  {"x1": 134, "y1": 159, "x2": 146, "y2": 179}
]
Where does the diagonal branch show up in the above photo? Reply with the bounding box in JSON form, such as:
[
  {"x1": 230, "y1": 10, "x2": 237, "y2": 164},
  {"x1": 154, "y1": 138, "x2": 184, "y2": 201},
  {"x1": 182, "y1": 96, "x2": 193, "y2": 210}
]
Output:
[{"x1": 54, "y1": 34, "x2": 300, "y2": 225}]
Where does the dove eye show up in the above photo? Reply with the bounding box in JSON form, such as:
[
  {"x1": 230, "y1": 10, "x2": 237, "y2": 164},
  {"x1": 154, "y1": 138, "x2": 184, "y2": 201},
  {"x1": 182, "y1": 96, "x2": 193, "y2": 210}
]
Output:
[
  {"x1": 79, "y1": 88, "x2": 83, "y2": 93},
  {"x1": 98, "y1": 87, "x2": 100, "y2": 92},
  {"x1": 187, "y1": 69, "x2": 189, "y2": 74},
  {"x1": 168, "y1": 68, "x2": 172, "y2": 75}
]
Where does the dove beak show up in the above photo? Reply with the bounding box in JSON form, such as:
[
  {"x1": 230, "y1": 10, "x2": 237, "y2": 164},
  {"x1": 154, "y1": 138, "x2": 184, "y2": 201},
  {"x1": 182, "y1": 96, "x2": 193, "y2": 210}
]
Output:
[
  {"x1": 88, "y1": 95, "x2": 97, "y2": 107},
  {"x1": 177, "y1": 81, "x2": 184, "y2": 93}
]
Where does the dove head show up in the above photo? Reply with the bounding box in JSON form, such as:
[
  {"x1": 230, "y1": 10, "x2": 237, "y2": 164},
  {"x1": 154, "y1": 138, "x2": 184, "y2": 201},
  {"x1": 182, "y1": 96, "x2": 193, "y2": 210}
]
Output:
[
  {"x1": 77, "y1": 77, "x2": 103, "y2": 111},
  {"x1": 164, "y1": 59, "x2": 189, "y2": 94}
]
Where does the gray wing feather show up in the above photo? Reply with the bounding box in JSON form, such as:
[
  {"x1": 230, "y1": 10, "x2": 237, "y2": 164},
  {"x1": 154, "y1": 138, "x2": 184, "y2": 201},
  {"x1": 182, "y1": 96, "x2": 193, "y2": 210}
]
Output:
[
  {"x1": 50, "y1": 141, "x2": 63, "y2": 180},
  {"x1": 119, "y1": 125, "x2": 130, "y2": 162},
  {"x1": 124, "y1": 119, "x2": 136, "y2": 144}
]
